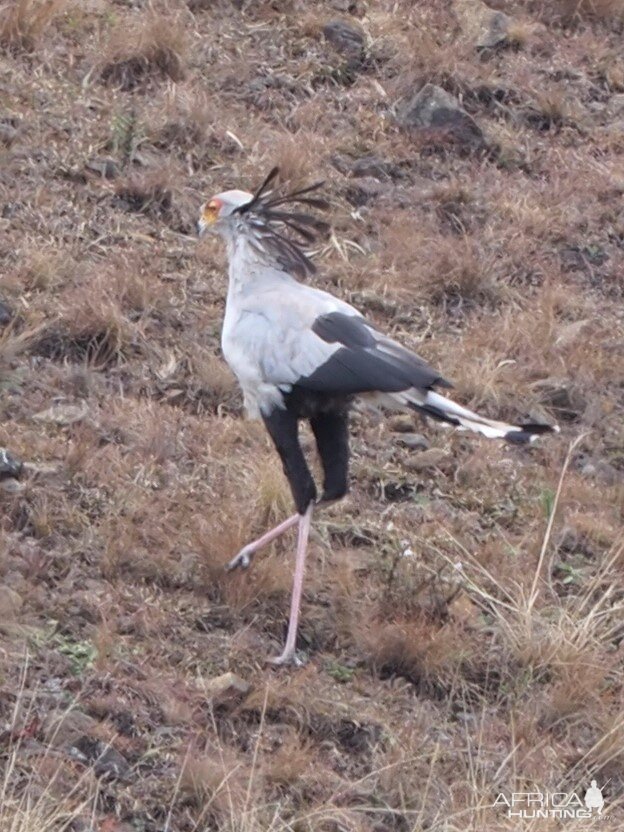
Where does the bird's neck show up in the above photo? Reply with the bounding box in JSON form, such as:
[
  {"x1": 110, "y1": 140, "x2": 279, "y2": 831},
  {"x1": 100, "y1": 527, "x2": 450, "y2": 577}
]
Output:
[{"x1": 225, "y1": 233, "x2": 295, "y2": 299}]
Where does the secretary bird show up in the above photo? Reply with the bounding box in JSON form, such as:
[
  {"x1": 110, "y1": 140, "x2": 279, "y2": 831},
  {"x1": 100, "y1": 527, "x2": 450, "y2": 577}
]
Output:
[{"x1": 197, "y1": 167, "x2": 557, "y2": 666}]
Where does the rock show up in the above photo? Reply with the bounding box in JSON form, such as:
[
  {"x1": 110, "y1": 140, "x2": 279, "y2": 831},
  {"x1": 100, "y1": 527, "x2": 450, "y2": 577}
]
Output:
[
  {"x1": 344, "y1": 176, "x2": 383, "y2": 207},
  {"x1": 71, "y1": 736, "x2": 131, "y2": 781},
  {"x1": 388, "y1": 415, "x2": 414, "y2": 433},
  {"x1": 0, "y1": 478, "x2": 25, "y2": 495},
  {"x1": 33, "y1": 401, "x2": 88, "y2": 426},
  {"x1": 454, "y1": 0, "x2": 512, "y2": 50},
  {"x1": 399, "y1": 83, "x2": 486, "y2": 151},
  {"x1": 350, "y1": 154, "x2": 397, "y2": 179},
  {"x1": 0, "y1": 122, "x2": 18, "y2": 146},
  {"x1": 403, "y1": 448, "x2": 450, "y2": 472},
  {"x1": 0, "y1": 449, "x2": 23, "y2": 480},
  {"x1": 0, "y1": 300, "x2": 13, "y2": 326},
  {"x1": 605, "y1": 94, "x2": 624, "y2": 119},
  {"x1": 203, "y1": 672, "x2": 251, "y2": 706},
  {"x1": 581, "y1": 461, "x2": 620, "y2": 487},
  {"x1": 331, "y1": 153, "x2": 398, "y2": 180},
  {"x1": 0, "y1": 586, "x2": 23, "y2": 619},
  {"x1": 532, "y1": 378, "x2": 585, "y2": 421},
  {"x1": 85, "y1": 157, "x2": 119, "y2": 180},
  {"x1": 397, "y1": 433, "x2": 430, "y2": 451},
  {"x1": 44, "y1": 710, "x2": 98, "y2": 747},
  {"x1": 323, "y1": 19, "x2": 365, "y2": 55}
]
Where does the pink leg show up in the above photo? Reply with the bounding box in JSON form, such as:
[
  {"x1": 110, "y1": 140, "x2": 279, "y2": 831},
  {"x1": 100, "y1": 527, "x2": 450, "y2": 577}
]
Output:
[
  {"x1": 268, "y1": 503, "x2": 313, "y2": 666},
  {"x1": 226, "y1": 513, "x2": 299, "y2": 571}
]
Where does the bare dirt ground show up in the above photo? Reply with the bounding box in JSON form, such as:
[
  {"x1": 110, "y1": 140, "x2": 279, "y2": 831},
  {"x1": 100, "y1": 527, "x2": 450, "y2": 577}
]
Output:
[{"x1": 1, "y1": 1, "x2": 623, "y2": 830}]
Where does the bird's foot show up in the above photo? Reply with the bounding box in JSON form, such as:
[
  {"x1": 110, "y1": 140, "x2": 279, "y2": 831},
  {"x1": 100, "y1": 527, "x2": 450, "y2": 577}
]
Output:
[
  {"x1": 266, "y1": 649, "x2": 305, "y2": 668},
  {"x1": 225, "y1": 546, "x2": 254, "y2": 572}
]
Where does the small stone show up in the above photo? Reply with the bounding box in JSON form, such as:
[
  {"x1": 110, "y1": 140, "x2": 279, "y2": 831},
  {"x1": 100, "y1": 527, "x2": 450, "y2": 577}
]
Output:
[
  {"x1": 350, "y1": 155, "x2": 397, "y2": 180},
  {"x1": 0, "y1": 449, "x2": 23, "y2": 480},
  {"x1": 33, "y1": 401, "x2": 88, "y2": 426},
  {"x1": 85, "y1": 157, "x2": 119, "y2": 180},
  {"x1": 0, "y1": 300, "x2": 13, "y2": 326},
  {"x1": 344, "y1": 176, "x2": 383, "y2": 207},
  {"x1": 388, "y1": 416, "x2": 414, "y2": 433},
  {"x1": 323, "y1": 19, "x2": 365, "y2": 55},
  {"x1": 605, "y1": 94, "x2": 624, "y2": 119},
  {"x1": 0, "y1": 586, "x2": 22, "y2": 619},
  {"x1": 397, "y1": 433, "x2": 430, "y2": 451},
  {"x1": 203, "y1": 672, "x2": 251, "y2": 706},
  {"x1": 399, "y1": 83, "x2": 486, "y2": 151},
  {"x1": 403, "y1": 448, "x2": 450, "y2": 472},
  {"x1": 0, "y1": 478, "x2": 25, "y2": 494},
  {"x1": 0, "y1": 123, "x2": 18, "y2": 146}
]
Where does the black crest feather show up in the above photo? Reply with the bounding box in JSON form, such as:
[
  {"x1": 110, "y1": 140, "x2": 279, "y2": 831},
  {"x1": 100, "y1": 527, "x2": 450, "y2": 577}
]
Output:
[{"x1": 234, "y1": 167, "x2": 330, "y2": 278}]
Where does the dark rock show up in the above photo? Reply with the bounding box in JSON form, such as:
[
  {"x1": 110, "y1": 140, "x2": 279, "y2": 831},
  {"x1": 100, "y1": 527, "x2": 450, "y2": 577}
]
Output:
[
  {"x1": 323, "y1": 19, "x2": 365, "y2": 55},
  {"x1": 344, "y1": 176, "x2": 383, "y2": 207},
  {"x1": 0, "y1": 449, "x2": 23, "y2": 480},
  {"x1": 71, "y1": 736, "x2": 131, "y2": 781},
  {"x1": 399, "y1": 83, "x2": 486, "y2": 151},
  {"x1": 0, "y1": 300, "x2": 13, "y2": 326}
]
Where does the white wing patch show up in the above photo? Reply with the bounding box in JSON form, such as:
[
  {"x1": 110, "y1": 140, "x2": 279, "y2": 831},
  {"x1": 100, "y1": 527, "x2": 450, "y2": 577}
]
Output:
[{"x1": 221, "y1": 280, "x2": 354, "y2": 417}]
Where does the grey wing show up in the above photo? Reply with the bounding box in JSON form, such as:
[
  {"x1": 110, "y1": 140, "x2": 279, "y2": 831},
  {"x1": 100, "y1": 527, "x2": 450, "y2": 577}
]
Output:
[{"x1": 260, "y1": 304, "x2": 451, "y2": 396}]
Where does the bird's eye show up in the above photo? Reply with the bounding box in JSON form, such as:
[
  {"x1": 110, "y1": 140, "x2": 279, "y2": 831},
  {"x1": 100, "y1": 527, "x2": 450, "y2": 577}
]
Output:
[{"x1": 202, "y1": 200, "x2": 221, "y2": 223}]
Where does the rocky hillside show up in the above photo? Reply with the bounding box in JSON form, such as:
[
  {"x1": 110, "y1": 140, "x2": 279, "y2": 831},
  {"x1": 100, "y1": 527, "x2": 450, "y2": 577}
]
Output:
[{"x1": 1, "y1": 1, "x2": 623, "y2": 830}]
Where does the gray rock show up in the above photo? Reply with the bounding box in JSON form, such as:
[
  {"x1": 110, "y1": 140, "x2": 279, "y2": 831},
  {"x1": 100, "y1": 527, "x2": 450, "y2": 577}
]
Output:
[
  {"x1": 0, "y1": 123, "x2": 18, "y2": 146},
  {"x1": 608, "y1": 94, "x2": 624, "y2": 118},
  {"x1": 85, "y1": 157, "x2": 118, "y2": 180},
  {"x1": 532, "y1": 378, "x2": 585, "y2": 421},
  {"x1": 351, "y1": 154, "x2": 397, "y2": 179},
  {"x1": 399, "y1": 84, "x2": 486, "y2": 151},
  {"x1": 397, "y1": 433, "x2": 430, "y2": 451},
  {"x1": 454, "y1": 0, "x2": 512, "y2": 50},
  {"x1": 323, "y1": 19, "x2": 365, "y2": 55}
]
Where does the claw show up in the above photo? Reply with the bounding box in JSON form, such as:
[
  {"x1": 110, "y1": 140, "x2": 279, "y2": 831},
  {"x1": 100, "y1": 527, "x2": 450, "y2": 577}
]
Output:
[
  {"x1": 267, "y1": 650, "x2": 305, "y2": 668},
  {"x1": 225, "y1": 547, "x2": 254, "y2": 572}
]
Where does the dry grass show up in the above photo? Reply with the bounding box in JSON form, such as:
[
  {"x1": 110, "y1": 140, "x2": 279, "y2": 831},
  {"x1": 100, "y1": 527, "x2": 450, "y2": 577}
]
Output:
[
  {"x1": 515, "y1": 0, "x2": 624, "y2": 26},
  {"x1": 1, "y1": 0, "x2": 623, "y2": 829},
  {"x1": 0, "y1": 0, "x2": 66, "y2": 51},
  {"x1": 97, "y1": 11, "x2": 188, "y2": 90}
]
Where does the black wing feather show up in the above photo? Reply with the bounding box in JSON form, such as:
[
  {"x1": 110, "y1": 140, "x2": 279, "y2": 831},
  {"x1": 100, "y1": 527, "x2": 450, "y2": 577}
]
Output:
[{"x1": 295, "y1": 312, "x2": 452, "y2": 395}]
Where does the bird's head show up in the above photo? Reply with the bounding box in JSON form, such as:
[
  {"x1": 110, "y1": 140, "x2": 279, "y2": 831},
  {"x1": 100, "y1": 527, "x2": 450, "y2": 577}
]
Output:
[
  {"x1": 196, "y1": 168, "x2": 330, "y2": 277},
  {"x1": 197, "y1": 189, "x2": 253, "y2": 236}
]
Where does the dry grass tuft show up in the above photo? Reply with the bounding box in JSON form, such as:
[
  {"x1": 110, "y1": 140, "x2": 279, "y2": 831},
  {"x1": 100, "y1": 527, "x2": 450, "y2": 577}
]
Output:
[
  {"x1": 0, "y1": 0, "x2": 66, "y2": 51},
  {"x1": 517, "y1": 0, "x2": 624, "y2": 26},
  {"x1": 98, "y1": 12, "x2": 188, "y2": 90}
]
